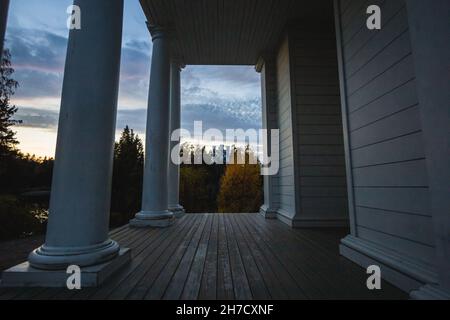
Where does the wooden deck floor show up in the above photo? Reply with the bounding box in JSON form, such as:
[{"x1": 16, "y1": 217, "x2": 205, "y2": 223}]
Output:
[{"x1": 0, "y1": 213, "x2": 406, "y2": 300}]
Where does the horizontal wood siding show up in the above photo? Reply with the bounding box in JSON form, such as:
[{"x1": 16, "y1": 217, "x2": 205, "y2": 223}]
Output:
[
  {"x1": 275, "y1": 36, "x2": 296, "y2": 218},
  {"x1": 290, "y1": 19, "x2": 349, "y2": 224},
  {"x1": 337, "y1": 0, "x2": 435, "y2": 265}
]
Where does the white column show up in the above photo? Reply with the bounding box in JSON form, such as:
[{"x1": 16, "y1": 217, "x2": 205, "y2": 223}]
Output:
[
  {"x1": 28, "y1": 0, "x2": 124, "y2": 269},
  {"x1": 0, "y1": 0, "x2": 9, "y2": 57},
  {"x1": 257, "y1": 56, "x2": 278, "y2": 219},
  {"x1": 168, "y1": 59, "x2": 185, "y2": 217},
  {"x1": 406, "y1": 0, "x2": 450, "y2": 299},
  {"x1": 130, "y1": 25, "x2": 174, "y2": 227}
]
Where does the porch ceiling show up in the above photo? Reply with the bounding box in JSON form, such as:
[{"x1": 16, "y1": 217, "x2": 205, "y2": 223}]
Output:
[{"x1": 139, "y1": 0, "x2": 333, "y2": 65}]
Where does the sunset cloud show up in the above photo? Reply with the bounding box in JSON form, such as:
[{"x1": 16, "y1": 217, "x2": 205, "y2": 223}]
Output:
[{"x1": 5, "y1": 0, "x2": 262, "y2": 157}]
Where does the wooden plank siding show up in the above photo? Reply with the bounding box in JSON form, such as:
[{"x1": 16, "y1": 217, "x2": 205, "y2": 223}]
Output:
[
  {"x1": 274, "y1": 36, "x2": 297, "y2": 221},
  {"x1": 139, "y1": 0, "x2": 335, "y2": 65},
  {"x1": 0, "y1": 214, "x2": 406, "y2": 300},
  {"x1": 284, "y1": 18, "x2": 349, "y2": 227},
  {"x1": 335, "y1": 0, "x2": 435, "y2": 268}
]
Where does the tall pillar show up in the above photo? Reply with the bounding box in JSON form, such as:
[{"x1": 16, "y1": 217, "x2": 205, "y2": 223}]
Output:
[
  {"x1": 0, "y1": 0, "x2": 10, "y2": 57},
  {"x1": 130, "y1": 25, "x2": 174, "y2": 227},
  {"x1": 168, "y1": 59, "x2": 185, "y2": 217},
  {"x1": 25, "y1": 0, "x2": 126, "y2": 271},
  {"x1": 257, "y1": 56, "x2": 278, "y2": 219},
  {"x1": 406, "y1": 0, "x2": 450, "y2": 300}
]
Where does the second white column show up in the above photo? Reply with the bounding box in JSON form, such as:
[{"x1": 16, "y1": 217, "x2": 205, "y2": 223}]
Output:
[
  {"x1": 168, "y1": 59, "x2": 185, "y2": 217},
  {"x1": 130, "y1": 25, "x2": 174, "y2": 227}
]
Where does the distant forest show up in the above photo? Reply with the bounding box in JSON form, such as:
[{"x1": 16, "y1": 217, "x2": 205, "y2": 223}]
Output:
[{"x1": 0, "y1": 49, "x2": 263, "y2": 241}]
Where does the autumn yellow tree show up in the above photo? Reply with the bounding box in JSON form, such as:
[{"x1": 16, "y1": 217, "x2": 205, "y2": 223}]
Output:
[{"x1": 217, "y1": 147, "x2": 263, "y2": 213}]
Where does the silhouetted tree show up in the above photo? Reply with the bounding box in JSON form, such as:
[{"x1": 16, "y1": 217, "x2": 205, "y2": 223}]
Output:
[
  {"x1": 110, "y1": 126, "x2": 144, "y2": 226},
  {"x1": 179, "y1": 143, "x2": 226, "y2": 213},
  {"x1": 0, "y1": 49, "x2": 19, "y2": 155},
  {"x1": 0, "y1": 49, "x2": 54, "y2": 195}
]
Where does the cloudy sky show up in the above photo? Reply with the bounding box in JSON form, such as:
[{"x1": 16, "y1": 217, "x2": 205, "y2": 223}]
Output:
[{"x1": 4, "y1": 0, "x2": 262, "y2": 157}]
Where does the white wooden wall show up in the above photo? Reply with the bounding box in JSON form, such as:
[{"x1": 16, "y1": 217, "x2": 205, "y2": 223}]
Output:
[
  {"x1": 335, "y1": 0, "x2": 437, "y2": 292},
  {"x1": 288, "y1": 19, "x2": 349, "y2": 227}
]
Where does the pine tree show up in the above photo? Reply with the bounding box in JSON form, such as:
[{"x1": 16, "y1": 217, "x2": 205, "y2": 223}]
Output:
[
  {"x1": 0, "y1": 49, "x2": 19, "y2": 155},
  {"x1": 110, "y1": 126, "x2": 144, "y2": 226}
]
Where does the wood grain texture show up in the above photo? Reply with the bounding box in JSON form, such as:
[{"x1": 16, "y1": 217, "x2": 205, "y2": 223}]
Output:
[{"x1": 1, "y1": 214, "x2": 406, "y2": 300}]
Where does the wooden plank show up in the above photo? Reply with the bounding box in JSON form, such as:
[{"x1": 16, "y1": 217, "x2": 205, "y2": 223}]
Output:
[
  {"x1": 300, "y1": 186, "x2": 348, "y2": 197},
  {"x1": 104, "y1": 215, "x2": 198, "y2": 300},
  {"x1": 216, "y1": 214, "x2": 234, "y2": 300},
  {"x1": 298, "y1": 105, "x2": 342, "y2": 115},
  {"x1": 351, "y1": 131, "x2": 424, "y2": 168},
  {"x1": 350, "y1": 105, "x2": 421, "y2": 149},
  {"x1": 1, "y1": 213, "x2": 409, "y2": 300},
  {"x1": 354, "y1": 187, "x2": 430, "y2": 216},
  {"x1": 230, "y1": 214, "x2": 288, "y2": 299},
  {"x1": 172, "y1": 214, "x2": 213, "y2": 300},
  {"x1": 198, "y1": 214, "x2": 219, "y2": 300},
  {"x1": 300, "y1": 197, "x2": 348, "y2": 208},
  {"x1": 298, "y1": 125, "x2": 343, "y2": 135},
  {"x1": 347, "y1": 54, "x2": 415, "y2": 111},
  {"x1": 239, "y1": 215, "x2": 307, "y2": 299},
  {"x1": 228, "y1": 214, "x2": 271, "y2": 300},
  {"x1": 347, "y1": 30, "x2": 411, "y2": 95},
  {"x1": 356, "y1": 206, "x2": 434, "y2": 245},
  {"x1": 300, "y1": 176, "x2": 347, "y2": 187},
  {"x1": 299, "y1": 155, "x2": 346, "y2": 166},
  {"x1": 144, "y1": 215, "x2": 208, "y2": 300},
  {"x1": 123, "y1": 215, "x2": 203, "y2": 300},
  {"x1": 223, "y1": 215, "x2": 252, "y2": 300},
  {"x1": 352, "y1": 159, "x2": 429, "y2": 187},
  {"x1": 109, "y1": 224, "x2": 130, "y2": 237},
  {"x1": 240, "y1": 214, "x2": 319, "y2": 299},
  {"x1": 298, "y1": 166, "x2": 346, "y2": 177},
  {"x1": 246, "y1": 214, "x2": 386, "y2": 299},
  {"x1": 297, "y1": 115, "x2": 343, "y2": 125},
  {"x1": 349, "y1": 79, "x2": 418, "y2": 129},
  {"x1": 298, "y1": 145, "x2": 345, "y2": 155}
]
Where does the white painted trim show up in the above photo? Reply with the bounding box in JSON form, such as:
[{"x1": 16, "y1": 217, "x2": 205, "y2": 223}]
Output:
[
  {"x1": 333, "y1": 0, "x2": 357, "y2": 236},
  {"x1": 276, "y1": 209, "x2": 348, "y2": 228},
  {"x1": 340, "y1": 235, "x2": 438, "y2": 293},
  {"x1": 410, "y1": 284, "x2": 450, "y2": 300},
  {"x1": 260, "y1": 204, "x2": 277, "y2": 219}
]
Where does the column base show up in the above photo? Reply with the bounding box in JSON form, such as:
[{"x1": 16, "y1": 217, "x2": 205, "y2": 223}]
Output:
[
  {"x1": 259, "y1": 205, "x2": 277, "y2": 219},
  {"x1": 410, "y1": 285, "x2": 450, "y2": 300},
  {"x1": 169, "y1": 205, "x2": 185, "y2": 218},
  {"x1": 1, "y1": 248, "x2": 131, "y2": 288},
  {"x1": 28, "y1": 239, "x2": 120, "y2": 270},
  {"x1": 130, "y1": 210, "x2": 175, "y2": 228}
]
